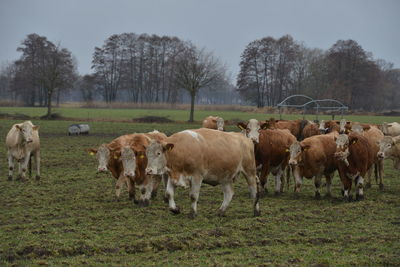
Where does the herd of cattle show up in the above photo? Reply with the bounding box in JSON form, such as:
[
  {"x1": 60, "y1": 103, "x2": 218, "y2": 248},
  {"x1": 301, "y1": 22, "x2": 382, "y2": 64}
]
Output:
[{"x1": 5, "y1": 116, "x2": 400, "y2": 218}]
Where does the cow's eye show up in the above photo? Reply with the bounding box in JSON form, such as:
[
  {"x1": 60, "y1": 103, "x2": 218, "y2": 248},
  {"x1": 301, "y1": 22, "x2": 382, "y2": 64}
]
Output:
[{"x1": 157, "y1": 152, "x2": 161, "y2": 156}]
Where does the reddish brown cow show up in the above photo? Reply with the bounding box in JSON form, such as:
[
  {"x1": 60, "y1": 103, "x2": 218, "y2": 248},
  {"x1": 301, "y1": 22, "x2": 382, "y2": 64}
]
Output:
[
  {"x1": 334, "y1": 133, "x2": 375, "y2": 201},
  {"x1": 289, "y1": 132, "x2": 339, "y2": 198},
  {"x1": 302, "y1": 122, "x2": 320, "y2": 139},
  {"x1": 264, "y1": 118, "x2": 309, "y2": 140}
]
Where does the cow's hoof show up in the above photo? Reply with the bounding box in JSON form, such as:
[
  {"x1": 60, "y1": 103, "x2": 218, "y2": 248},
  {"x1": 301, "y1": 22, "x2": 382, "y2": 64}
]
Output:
[
  {"x1": 379, "y1": 184, "x2": 384, "y2": 191},
  {"x1": 163, "y1": 196, "x2": 169, "y2": 203},
  {"x1": 324, "y1": 193, "x2": 332, "y2": 199},
  {"x1": 188, "y1": 211, "x2": 197, "y2": 219},
  {"x1": 341, "y1": 189, "x2": 345, "y2": 196},
  {"x1": 8, "y1": 176, "x2": 12, "y2": 181},
  {"x1": 133, "y1": 199, "x2": 139, "y2": 204},
  {"x1": 314, "y1": 192, "x2": 321, "y2": 200},
  {"x1": 35, "y1": 175, "x2": 40, "y2": 181},
  {"x1": 151, "y1": 191, "x2": 158, "y2": 199},
  {"x1": 274, "y1": 191, "x2": 281, "y2": 197},
  {"x1": 169, "y1": 206, "x2": 180, "y2": 215},
  {"x1": 344, "y1": 195, "x2": 352, "y2": 202},
  {"x1": 217, "y1": 209, "x2": 226, "y2": 217},
  {"x1": 293, "y1": 192, "x2": 300, "y2": 199},
  {"x1": 138, "y1": 199, "x2": 150, "y2": 208},
  {"x1": 258, "y1": 190, "x2": 266, "y2": 198},
  {"x1": 356, "y1": 194, "x2": 364, "y2": 201},
  {"x1": 365, "y1": 183, "x2": 371, "y2": 189},
  {"x1": 254, "y1": 209, "x2": 261, "y2": 217}
]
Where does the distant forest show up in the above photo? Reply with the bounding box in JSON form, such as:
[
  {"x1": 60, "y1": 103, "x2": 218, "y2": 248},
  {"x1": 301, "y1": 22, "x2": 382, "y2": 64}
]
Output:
[{"x1": 1, "y1": 33, "x2": 399, "y2": 113}]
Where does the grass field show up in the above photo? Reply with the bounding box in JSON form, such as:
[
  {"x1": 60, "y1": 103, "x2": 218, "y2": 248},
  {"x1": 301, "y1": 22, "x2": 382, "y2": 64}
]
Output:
[{"x1": 0, "y1": 108, "x2": 399, "y2": 266}]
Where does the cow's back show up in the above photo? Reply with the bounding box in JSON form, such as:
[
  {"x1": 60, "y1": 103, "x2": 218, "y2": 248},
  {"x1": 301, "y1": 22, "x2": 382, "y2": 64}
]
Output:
[
  {"x1": 348, "y1": 134, "x2": 374, "y2": 175},
  {"x1": 362, "y1": 127, "x2": 384, "y2": 162}
]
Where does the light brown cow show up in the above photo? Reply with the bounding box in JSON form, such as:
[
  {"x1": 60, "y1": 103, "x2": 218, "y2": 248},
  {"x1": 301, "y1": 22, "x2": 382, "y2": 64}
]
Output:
[
  {"x1": 6, "y1": 121, "x2": 40, "y2": 181},
  {"x1": 319, "y1": 120, "x2": 340, "y2": 134},
  {"x1": 380, "y1": 122, "x2": 400, "y2": 136},
  {"x1": 377, "y1": 135, "x2": 400, "y2": 170},
  {"x1": 289, "y1": 132, "x2": 339, "y2": 198},
  {"x1": 334, "y1": 133, "x2": 374, "y2": 201},
  {"x1": 88, "y1": 131, "x2": 167, "y2": 206},
  {"x1": 302, "y1": 121, "x2": 320, "y2": 139},
  {"x1": 202, "y1": 116, "x2": 225, "y2": 131},
  {"x1": 145, "y1": 128, "x2": 260, "y2": 218},
  {"x1": 237, "y1": 119, "x2": 296, "y2": 194}
]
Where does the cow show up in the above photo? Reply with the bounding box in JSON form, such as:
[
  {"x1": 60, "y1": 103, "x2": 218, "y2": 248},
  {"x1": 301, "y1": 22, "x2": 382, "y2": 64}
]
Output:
[
  {"x1": 145, "y1": 128, "x2": 261, "y2": 218},
  {"x1": 380, "y1": 122, "x2": 400, "y2": 136},
  {"x1": 334, "y1": 133, "x2": 374, "y2": 201},
  {"x1": 289, "y1": 132, "x2": 338, "y2": 199},
  {"x1": 202, "y1": 116, "x2": 225, "y2": 131},
  {"x1": 237, "y1": 119, "x2": 296, "y2": 195},
  {"x1": 6, "y1": 121, "x2": 40, "y2": 181},
  {"x1": 68, "y1": 124, "x2": 90, "y2": 135},
  {"x1": 377, "y1": 135, "x2": 400, "y2": 170},
  {"x1": 302, "y1": 121, "x2": 320, "y2": 139},
  {"x1": 319, "y1": 120, "x2": 340, "y2": 134},
  {"x1": 340, "y1": 119, "x2": 371, "y2": 134},
  {"x1": 263, "y1": 118, "x2": 309, "y2": 140},
  {"x1": 88, "y1": 131, "x2": 167, "y2": 206}
]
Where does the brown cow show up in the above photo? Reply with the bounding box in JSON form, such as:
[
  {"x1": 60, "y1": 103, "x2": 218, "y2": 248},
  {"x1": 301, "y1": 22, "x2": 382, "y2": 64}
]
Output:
[
  {"x1": 88, "y1": 131, "x2": 167, "y2": 206},
  {"x1": 302, "y1": 121, "x2": 320, "y2": 139},
  {"x1": 202, "y1": 116, "x2": 225, "y2": 131},
  {"x1": 145, "y1": 128, "x2": 260, "y2": 218},
  {"x1": 237, "y1": 119, "x2": 296, "y2": 194},
  {"x1": 334, "y1": 133, "x2": 375, "y2": 201},
  {"x1": 289, "y1": 132, "x2": 339, "y2": 198},
  {"x1": 263, "y1": 118, "x2": 309, "y2": 141},
  {"x1": 319, "y1": 120, "x2": 340, "y2": 134}
]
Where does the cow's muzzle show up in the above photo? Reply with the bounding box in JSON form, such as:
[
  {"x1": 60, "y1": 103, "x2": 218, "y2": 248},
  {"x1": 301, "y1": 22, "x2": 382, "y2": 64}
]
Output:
[
  {"x1": 377, "y1": 152, "x2": 385, "y2": 159},
  {"x1": 124, "y1": 172, "x2": 135, "y2": 178},
  {"x1": 289, "y1": 159, "x2": 297, "y2": 166},
  {"x1": 97, "y1": 167, "x2": 108, "y2": 173}
]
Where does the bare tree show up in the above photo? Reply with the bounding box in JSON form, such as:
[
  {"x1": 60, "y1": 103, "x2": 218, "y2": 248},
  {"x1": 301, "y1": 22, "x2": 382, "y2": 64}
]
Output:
[{"x1": 175, "y1": 44, "x2": 224, "y2": 122}]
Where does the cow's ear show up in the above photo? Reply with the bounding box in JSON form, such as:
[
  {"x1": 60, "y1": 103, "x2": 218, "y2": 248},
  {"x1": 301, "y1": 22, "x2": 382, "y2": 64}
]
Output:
[
  {"x1": 260, "y1": 122, "x2": 268, "y2": 130},
  {"x1": 212, "y1": 119, "x2": 217, "y2": 123},
  {"x1": 301, "y1": 144, "x2": 311, "y2": 151},
  {"x1": 15, "y1": 125, "x2": 22, "y2": 130},
  {"x1": 163, "y1": 143, "x2": 174, "y2": 151},
  {"x1": 237, "y1": 122, "x2": 247, "y2": 131},
  {"x1": 113, "y1": 151, "x2": 121, "y2": 159},
  {"x1": 334, "y1": 136, "x2": 337, "y2": 141},
  {"x1": 33, "y1": 125, "x2": 39, "y2": 131},
  {"x1": 388, "y1": 124, "x2": 393, "y2": 128},
  {"x1": 363, "y1": 125, "x2": 371, "y2": 131},
  {"x1": 87, "y1": 148, "x2": 97, "y2": 155},
  {"x1": 350, "y1": 137, "x2": 358, "y2": 145}
]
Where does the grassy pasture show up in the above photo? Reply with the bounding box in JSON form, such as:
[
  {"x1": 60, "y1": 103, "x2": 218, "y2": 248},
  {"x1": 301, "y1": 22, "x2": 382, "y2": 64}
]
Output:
[{"x1": 0, "y1": 108, "x2": 399, "y2": 266}]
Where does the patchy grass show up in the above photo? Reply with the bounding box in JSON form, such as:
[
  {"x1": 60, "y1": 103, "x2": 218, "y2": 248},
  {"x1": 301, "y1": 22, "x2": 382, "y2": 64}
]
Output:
[{"x1": 0, "y1": 118, "x2": 399, "y2": 266}]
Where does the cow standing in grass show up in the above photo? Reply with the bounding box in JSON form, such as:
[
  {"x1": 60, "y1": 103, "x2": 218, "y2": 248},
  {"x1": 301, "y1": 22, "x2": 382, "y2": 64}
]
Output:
[
  {"x1": 145, "y1": 128, "x2": 261, "y2": 218},
  {"x1": 334, "y1": 133, "x2": 374, "y2": 201},
  {"x1": 202, "y1": 116, "x2": 225, "y2": 131},
  {"x1": 6, "y1": 121, "x2": 40, "y2": 181},
  {"x1": 378, "y1": 136, "x2": 400, "y2": 170},
  {"x1": 263, "y1": 118, "x2": 309, "y2": 141},
  {"x1": 88, "y1": 131, "x2": 167, "y2": 206},
  {"x1": 237, "y1": 119, "x2": 296, "y2": 195},
  {"x1": 380, "y1": 122, "x2": 400, "y2": 136}
]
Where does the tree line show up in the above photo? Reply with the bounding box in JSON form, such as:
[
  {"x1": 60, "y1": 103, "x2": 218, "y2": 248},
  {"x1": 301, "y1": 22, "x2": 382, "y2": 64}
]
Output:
[
  {"x1": 0, "y1": 33, "x2": 399, "y2": 118},
  {"x1": 237, "y1": 35, "x2": 400, "y2": 111}
]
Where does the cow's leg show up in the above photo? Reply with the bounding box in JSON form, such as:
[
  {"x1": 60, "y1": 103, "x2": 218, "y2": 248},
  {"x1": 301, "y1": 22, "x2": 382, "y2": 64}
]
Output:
[
  {"x1": 342, "y1": 177, "x2": 352, "y2": 202},
  {"x1": 188, "y1": 176, "x2": 202, "y2": 219},
  {"x1": 151, "y1": 175, "x2": 162, "y2": 199},
  {"x1": 355, "y1": 175, "x2": 364, "y2": 201},
  {"x1": 7, "y1": 151, "x2": 14, "y2": 181},
  {"x1": 274, "y1": 168, "x2": 283, "y2": 195},
  {"x1": 34, "y1": 150, "x2": 40, "y2": 180},
  {"x1": 314, "y1": 174, "x2": 322, "y2": 199},
  {"x1": 20, "y1": 152, "x2": 31, "y2": 181},
  {"x1": 259, "y1": 164, "x2": 269, "y2": 196},
  {"x1": 218, "y1": 182, "x2": 234, "y2": 217},
  {"x1": 115, "y1": 174, "x2": 126, "y2": 199},
  {"x1": 325, "y1": 173, "x2": 333, "y2": 198},
  {"x1": 126, "y1": 177, "x2": 137, "y2": 203},
  {"x1": 292, "y1": 166, "x2": 302, "y2": 196},
  {"x1": 285, "y1": 166, "x2": 291, "y2": 191},
  {"x1": 365, "y1": 166, "x2": 373, "y2": 189},
  {"x1": 166, "y1": 178, "x2": 180, "y2": 214},
  {"x1": 378, "y1": 160, "x2": 384, "y2": 190},
  {"x1": 162, "y1": 173, "x2": 169, "y2": 203},
  {"x1": 138, "y1": 177, "x2": 153, "y2": 207},
  {"x1": 242, "y1": 171, "x2": 261, "y2": 217}
]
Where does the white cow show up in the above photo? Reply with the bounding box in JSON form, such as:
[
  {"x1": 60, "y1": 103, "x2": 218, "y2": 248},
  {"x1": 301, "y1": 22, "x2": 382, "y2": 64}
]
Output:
[
  {"x1": 381, "y1": 122, "x2": 400, "y2": 136},
  {"x1": 6, "y1": 121, "x2": 40, "y2": 181}
]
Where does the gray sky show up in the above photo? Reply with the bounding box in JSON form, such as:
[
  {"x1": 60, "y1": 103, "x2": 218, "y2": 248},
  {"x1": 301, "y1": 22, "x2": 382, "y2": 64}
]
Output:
[{"x1": 1, "y1": 0, "x2": 399, "y2": 78}]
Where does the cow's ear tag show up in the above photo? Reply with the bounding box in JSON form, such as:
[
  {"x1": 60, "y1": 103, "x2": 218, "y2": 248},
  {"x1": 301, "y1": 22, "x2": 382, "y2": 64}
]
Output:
[
  {"x1": 114, "y1": 155, "x2": 119, "y2": 159},
  {"x1": 140, "y1": 155, "x2": 145, "y2": 159},
  {"x1": 168, "y1": 146, "x2": 173, "y2": 151},
  {"x1": 89, "y1": 152, "x2": 95, "y2": 156},
  {"x1": 285, "y1": 149, "x2": 289, "y2": 152},
  {"x1": 303, "y1": 148, "x2": 308, "y2": 151},
  {"x1": 352, "y1": 139, "x2": 357, "y2": 144},
  {"x1": 239, "y1": 125, "x2": 244, "y2": 130}
]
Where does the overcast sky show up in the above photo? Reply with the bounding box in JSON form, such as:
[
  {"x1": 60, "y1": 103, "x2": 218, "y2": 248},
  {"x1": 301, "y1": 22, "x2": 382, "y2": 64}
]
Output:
[{"x1": 1, "y1": 0, "x2": 399, "y2": 78}]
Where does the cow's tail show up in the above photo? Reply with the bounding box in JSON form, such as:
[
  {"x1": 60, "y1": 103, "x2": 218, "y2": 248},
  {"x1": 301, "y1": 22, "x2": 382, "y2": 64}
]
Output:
[
  {"x1": 29, "y1": 154, "x2": 33, "y2": 178},
  {"x1": 374, "y1": 163, "x2": 378, "y2": 184},
  {"x1": 298, "y1": 120, "x2": 309, "y2": 141}
]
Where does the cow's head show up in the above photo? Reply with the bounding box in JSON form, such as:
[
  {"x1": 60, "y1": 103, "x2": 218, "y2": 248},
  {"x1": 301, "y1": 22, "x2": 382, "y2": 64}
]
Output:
[
  {"x1": 16, "y1": 121, "x2": 39, "y2": 143},
  {"x1": 216, "y1": 117, "x2": 225, "y2": 131},
  {"x1": 377, "y1": 136, "x2": 398, "y2": 159},
  {"x1": 350, "y1": 123, "x2": 363, "y2": 133},
  {"x1": 88, "y1": 144, "x2": 110, "y2": 173},
  {"x1": 318, "y1": 120, "x2": 328, "y2": 134},
  {"x1": 339, "y1": 119, "x2": 347, "y2": 134},
  {"x1": 334, "y1": 134, "x2": 357, "y2": 166},
  {"x1": 288, "y1": 141, "x2": 309, "y2": 166},
  {"x1": 145, "y1": 140, "x2": 172, "y2": 175},
  {"x1": 120, "y1": 146, "x2": 138, "y2": 178},
  {"x1": 237, "y1": 119, "x2": 266, "y2": 143}
]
